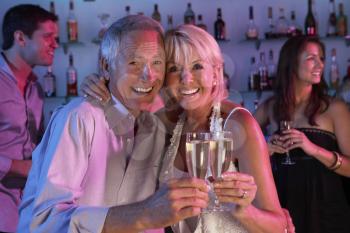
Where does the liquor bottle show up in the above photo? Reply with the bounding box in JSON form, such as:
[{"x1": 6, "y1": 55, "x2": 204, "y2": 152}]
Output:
[
  {"x1": 152, "y1": 4, "x2": 161, "y2": 23},
  {"x1": 265, "y1": 7, "x2": 275, "y2": 39},
  {"x1": 246, "y1": 6, "x2": 259, "y2": 40},
  {"x1": 343, "y1": 58, "x2": 350, "y2": 83},
  {"x1": 267, "y1": 50, "x2": 276, "y2": 89},
  {"x1": 197, "y1": 14, "x2": 207, "y2": 31},
  {"x1": 337, "y1": 3, "x2": 348, "y2": 36},
  {"x1": 184, "y1": 3, "x2": 195, "y2": 25},
  {"x1": 43, "y1": 66, "x2": 56, "y2": 97},
  {"x1": 329, "y1": 48, "x2": 340, "y2": 89},
  {"x1": 288, "y1": 11, "x2": 302, "y2": 37},
  {"x1": 248, "y1": 57, "x2": 259, "y2": 91},
  {"x1": 275, "y1": 8, "x2": 289, "y2": 37},
  {"x1": 125, "y1": 6, "x2": 130, "y2": 16},
  {"x1": 66, "y1": 53, "x2": 78, "y2": 96},
  {"x1": 214, "y1": 8, "x2": 226, "y2": 40},
  {"x1": 49, "y1": 1, "x2": 59, "y2": 43},
  {"x1": 166, "y1": 15, "x2": 173, "y2": 31},
  {"x1": 305, "y1": 0, "x2": 317, "y2": 36},
  {"x1": 67, "y1": 0, "x2": 78, "y2": 42},
  {"x1": 258, "y1": 52, "x2": 268, "y2": 90},
  {"x1": 327, "y1": 0, "x2": 337, "y2": 37}
]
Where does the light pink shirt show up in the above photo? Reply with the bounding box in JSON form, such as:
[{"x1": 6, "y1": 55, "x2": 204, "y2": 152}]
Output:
[{"x1": 17, "y1": 97, "x2": 166, "y2": 233}]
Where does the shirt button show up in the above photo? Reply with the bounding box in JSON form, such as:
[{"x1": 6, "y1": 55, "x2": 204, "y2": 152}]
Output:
[{"x1": 126, "y1": 138, "x2": 131, "y2": 143}]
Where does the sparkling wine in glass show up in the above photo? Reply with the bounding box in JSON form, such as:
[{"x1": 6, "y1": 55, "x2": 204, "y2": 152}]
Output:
[
  {"x1": 185, "y1": 132, "x2": 210, "y2": 180},
  {"x1": 209, "y1": 131, "x2": 234, "y2": 211},
  {"x1": 279, "y1": 120, "x2": 295, "y2": 165},
  {"x1": 186, "y1": 132, "x2": 210, "y2": 231}
]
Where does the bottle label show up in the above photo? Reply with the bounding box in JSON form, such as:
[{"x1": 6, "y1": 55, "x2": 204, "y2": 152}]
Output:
[
  {"x1": 184, "y1": 16, "x2": 195, "y2": 25},
  {"x1": 337, "y1": 19, "x2": 347, "y2": 36},
  {"x1": 306, "y1": 27, "x2": 316, "y2": 36},
  {"x1": 67, "y1": 70, "x2": 77, "y2": 84},
  {"x1": 67, "y1": 21, "x2": 78, "y2": 42}
]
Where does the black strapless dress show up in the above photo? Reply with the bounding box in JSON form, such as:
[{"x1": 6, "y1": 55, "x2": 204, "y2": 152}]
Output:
[{"x1": 271, "y1": 128, "x2": 350, "y2": 233}]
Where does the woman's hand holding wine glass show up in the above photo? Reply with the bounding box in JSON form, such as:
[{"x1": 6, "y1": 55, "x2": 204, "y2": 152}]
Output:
[{"x1": 213, "y1": 172, "x2": 257, "y2": 214}]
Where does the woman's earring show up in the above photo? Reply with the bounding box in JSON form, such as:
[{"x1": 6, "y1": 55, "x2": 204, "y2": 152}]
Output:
[{"x1": 213, "y1": 80, "x2": 217, "y2": 86}]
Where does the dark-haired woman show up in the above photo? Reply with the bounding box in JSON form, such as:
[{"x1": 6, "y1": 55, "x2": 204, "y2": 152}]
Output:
[{"x1": 254, "y1": 36, "x2": 350, "y2": 233}]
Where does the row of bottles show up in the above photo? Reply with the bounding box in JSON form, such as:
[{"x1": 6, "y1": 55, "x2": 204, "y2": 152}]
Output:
[
  {"x1": 245, "y1": 47, "x2": 346, "y2": 92},
  {"x1": 49, "y1": 1, "x2": 348, "y2": 44},
  {"x1": 248, "y1": 50, "x2": 276, "y2": 91},
  {"x1": 43, "y1": 53, "x2": 78, "y2": 97},
  {"x1": 49, "y1": 0, "x2": 78, "y2": 43}
]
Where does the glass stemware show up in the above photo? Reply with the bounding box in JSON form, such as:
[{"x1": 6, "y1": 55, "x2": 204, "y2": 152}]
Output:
[
  {"x1": 97, "y1": 13, "x2": 110, "y2": 39},
  {"x1": 209, "y1": 131, "x2": 234, "y2": 212},
  {"x1": 279, "y1": 120, "x2": 295, "y2": 165}
]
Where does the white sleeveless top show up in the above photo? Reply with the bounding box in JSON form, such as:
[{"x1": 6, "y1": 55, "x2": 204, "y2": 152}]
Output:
[{"x1": 159, "y1": 106, "x2": 250, "y2": 233}]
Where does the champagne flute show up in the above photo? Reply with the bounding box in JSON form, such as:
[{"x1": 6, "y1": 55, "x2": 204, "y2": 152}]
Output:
[
  {"x1": 209, "y1": 131, "x2": 234, "y2": 212},
  {"x1": 186, "y1": 132, "x2": 211, "y2": 232},
  {"x1": 279, "y1": 121, "x2": 295, "y2": 165},
  {"x1": 185, "y1": 132, "x2": 210, "y2": 180}
]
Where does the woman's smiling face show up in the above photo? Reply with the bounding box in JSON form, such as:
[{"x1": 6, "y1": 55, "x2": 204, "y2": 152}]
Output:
[{"x1": 165, "y1": 48, "x2": 217, "y2": 110}]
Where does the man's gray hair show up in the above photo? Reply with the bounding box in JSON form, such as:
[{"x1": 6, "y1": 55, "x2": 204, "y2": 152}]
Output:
[{"x1": 100, "y1": 15, "x2": 164, "y2": 71}]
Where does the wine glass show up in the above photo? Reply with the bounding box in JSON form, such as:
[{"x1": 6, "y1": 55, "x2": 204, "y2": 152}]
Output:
[
  {"x1": 97, "y1": 13, "x2": 110, "y2": 39},
  {"x1": 185, "y1": 132, "x2": 210, "y2": 180},
  {"x1": 279, "y1": 121, "x2": 295, "y2": 165},
  {"x1": 186, "y1": 132, "x2": 211, "y2": 231},
  {"x1": 209, "y1": 131, "x2": 234, "y2": 212}
]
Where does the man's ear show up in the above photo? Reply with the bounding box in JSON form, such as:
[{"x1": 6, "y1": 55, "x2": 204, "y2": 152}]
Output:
[
  {"x1": 13, "y1": 30, "x2": 26, "y2": 47},
  {"x1": 99, "y1": 58, "x2": 110, "y2": 81}
]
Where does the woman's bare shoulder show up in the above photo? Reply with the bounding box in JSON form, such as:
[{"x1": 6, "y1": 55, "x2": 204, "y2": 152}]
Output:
[{"x1": 326, "y1": 98, "x2": 350, "y2": 118}]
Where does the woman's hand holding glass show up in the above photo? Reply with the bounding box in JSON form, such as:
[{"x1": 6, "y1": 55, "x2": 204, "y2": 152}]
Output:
[
  {"x1": 213, "y1": 172, "x2": 257, "y2": 214},
  {"x1": 279, "y1": 128, "x2": 320, "y2": 157}
]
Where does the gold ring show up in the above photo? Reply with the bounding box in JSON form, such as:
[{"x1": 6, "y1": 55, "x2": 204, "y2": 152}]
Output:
[{"x1": 240, "y1": 191, "x2": 248, "y2": 199}]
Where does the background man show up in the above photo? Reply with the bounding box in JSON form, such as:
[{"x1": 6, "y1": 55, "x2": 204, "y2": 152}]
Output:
[{"x1": 0, "y1": 4, "x2": 58, "y2": 232}]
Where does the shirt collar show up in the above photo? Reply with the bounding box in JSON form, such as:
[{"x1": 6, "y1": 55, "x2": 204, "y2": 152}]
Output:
[
  {"x1": 0, "y1": 52, "x2": 16, "y2": 82},
  {"x1": 104, "y1": 94, "x2": 136, "y2": 135},
  {"x1": 0, "y1": 52, "x2": 37, "y2": 83}
]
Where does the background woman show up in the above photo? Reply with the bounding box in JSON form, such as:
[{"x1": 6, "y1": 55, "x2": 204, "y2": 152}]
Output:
[{"x1": 254, "y1": 36, "x2": 350, "y2": 233}]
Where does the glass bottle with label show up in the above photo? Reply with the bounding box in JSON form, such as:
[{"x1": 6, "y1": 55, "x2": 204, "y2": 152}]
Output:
[
  {"x1": 265, "y1": 7, "x2": 275, "y2": 39},
  {"x1": 184, "y1": 3, "x2": 195, "y2": 25},
  {"x1": 125, "y1": 5, "x2": 130, "y2": 16},
  {"x1": 166, "y1": 15, "x2": 173, "y2": 31},
  {"x1": 327, "y1": 0, "x2": 337, "y2": 37},
  {"x1": 197, "y1": 14, "x2": 207, "y2": 31},
  {"x1": 258, "y1": 52, "x2": 268, "y2": 91},
  {"x1": 43, "y1": 66, "x2": 56, "y2": 97},
  {"x1": 246, "y1": 6, "x2": 259, "y2": 40},
  {"x1": 288, "y1": 11, "x2": 302, "y2": 37},
  {"x1": 248, "y1": 57, "x2": 259, "y2": 91},
  {"x1": 275, "y1": 8, "x2": 289, "y2": 37},
  {"x1": 337, "y1": 3, "x2": 348, "y2": 36},
  {"x1": 267, "y1": 50, "x2": 276, "y2": 89},
  {"x1": 329, "y1": 48, "x2": 340, "y2": 90},
  {"x1": 305, "y1": 0, "x2": 317, "y2": 36},
  {"x1": 49, "y1": 1, "x2": 59, "y2": 43},
  {"x1": 214, "y1": 8, "x2": 226, "y2": 40},
  {"x1": 66, "y1": 53, "x2": 78, "y2": 96},
  {"x1": 152, "y1": 4, "x2": 161, "y2": 23},
  {"x1": 67, "y1": 0, "x2": 78, "y2": 42}
]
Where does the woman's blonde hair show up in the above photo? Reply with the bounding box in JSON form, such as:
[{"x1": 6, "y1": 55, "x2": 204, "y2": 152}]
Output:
[{"x1": 164, "y1": 24, "x2": 227, "y2": 104}]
